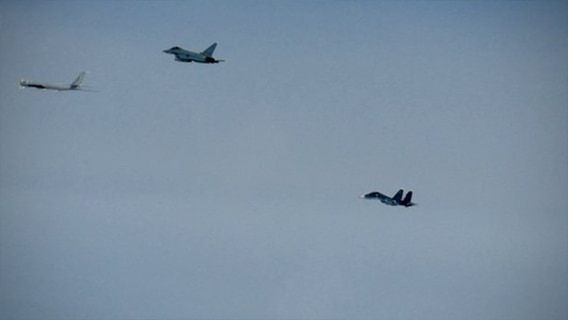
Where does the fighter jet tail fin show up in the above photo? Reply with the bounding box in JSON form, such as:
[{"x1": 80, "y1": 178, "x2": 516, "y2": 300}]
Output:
[
  {"x1": 201, "y1": 42, "x2": 218, "y2": 57},
  {"x1": 70, "y1": 72, "x2": 86, "y2": 89},
  {"x1": 402, "y1": 191, "x2": 415, "y2": 207},
  {"x1": 393, "y1": 189, "x2": 404, "y2": 202}
]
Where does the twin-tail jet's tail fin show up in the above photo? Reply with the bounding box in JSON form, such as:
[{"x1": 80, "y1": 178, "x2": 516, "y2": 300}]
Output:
[
  {"x1": 200, "y1": 42, "x2": 217, "y2": 57},
  {"x1": 393, "y1": 189, "x2": 404, "y2": 202},
  {"x1": 402, "y1": 191, "x2": 415, "y2": 207},
  {"x1": 70, "y1": 72, "x2": 86, "y2": 89}
]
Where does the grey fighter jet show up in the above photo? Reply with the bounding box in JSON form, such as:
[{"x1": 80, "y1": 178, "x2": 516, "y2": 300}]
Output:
[
  {"x1": 19, "y1": 72, "x2": 89, "y2": 91},
  {"x1": 361, "y1": 189, "x2": 416, "y2": 207},
  {"x1": 163, "y1": 42, "x2": 224, "y2": 63}
]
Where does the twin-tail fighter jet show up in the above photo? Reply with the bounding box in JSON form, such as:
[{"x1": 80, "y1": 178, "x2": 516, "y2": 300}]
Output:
[
  {"x1": 19, "y1": 72, "x2": 91, "y2": 91},
  {"x1": 361, "y1": 189, "x2": 416, "y2": 207},
  {"x1": 163, "y1": 42, "x2": 224, "y2": 64}
]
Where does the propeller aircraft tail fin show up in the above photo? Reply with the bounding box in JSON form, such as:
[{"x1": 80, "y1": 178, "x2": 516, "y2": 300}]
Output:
[{"x1": 70, "y1": 72, "x2": 86, "y2": 89}]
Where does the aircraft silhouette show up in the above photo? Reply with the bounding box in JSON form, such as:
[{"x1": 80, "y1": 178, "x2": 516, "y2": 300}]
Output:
[
  {"x1": 19, "y1": 72, "x2": 92, "y2": 91},
  {"x1": 361, "y1": 189, "x2": 416, "y2": 207},
  {"x1": 163, "y1": 42, "x2": 224, "y2": 63}
]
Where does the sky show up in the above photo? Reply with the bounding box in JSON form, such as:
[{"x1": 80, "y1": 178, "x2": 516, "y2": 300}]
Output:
[{"x1": 1, "y1": 1, "x2": 567, "y2": 319}]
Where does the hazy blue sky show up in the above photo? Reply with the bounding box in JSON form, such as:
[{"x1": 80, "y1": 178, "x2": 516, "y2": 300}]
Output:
[{"x1": 1, "y1": 1, "x2": 567, "y2": 319}]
